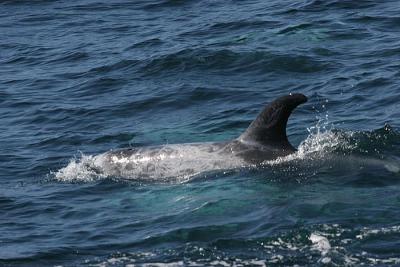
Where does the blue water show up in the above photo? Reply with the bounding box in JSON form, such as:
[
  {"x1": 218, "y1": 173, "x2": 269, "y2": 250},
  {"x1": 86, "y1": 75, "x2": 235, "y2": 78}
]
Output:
[{"x1": 1, "y1": 0, "x2": 400, "y2": 266}]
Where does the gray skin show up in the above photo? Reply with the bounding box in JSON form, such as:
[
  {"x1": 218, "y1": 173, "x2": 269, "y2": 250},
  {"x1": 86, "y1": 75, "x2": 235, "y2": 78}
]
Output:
[
  {"x1": 97, "y1": 94, "x2": 308, "y2": 179},
  {"x1": 234, "y1": 93, "x2": 308, "y2": 163}
]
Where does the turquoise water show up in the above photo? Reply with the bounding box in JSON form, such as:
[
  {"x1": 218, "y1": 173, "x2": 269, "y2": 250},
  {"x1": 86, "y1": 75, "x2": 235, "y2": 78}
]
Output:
[{"x1": 1, "y1": 0, "x2": 400, "y2": 266}]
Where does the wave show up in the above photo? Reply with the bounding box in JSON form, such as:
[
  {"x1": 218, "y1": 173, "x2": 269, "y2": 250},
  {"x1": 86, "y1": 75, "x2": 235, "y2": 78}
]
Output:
[
  {"x1": 283, "y1": 0, "x2": 377, "y2": 14},
  {"x1": 46, "y1": 48, "x2": 332, "y2": 84},
  {"x1": 140, "y1": 49, "x2": 331, "y2": 77},
  {"x1": 67, "y1": 223, "x2": 400, "y2": 266}
]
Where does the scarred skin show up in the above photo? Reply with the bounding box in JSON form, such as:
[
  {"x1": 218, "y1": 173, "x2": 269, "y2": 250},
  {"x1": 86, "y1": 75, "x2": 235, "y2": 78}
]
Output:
[{"x1": 93, "y1": 94, "x2": 308, "y2": 179}]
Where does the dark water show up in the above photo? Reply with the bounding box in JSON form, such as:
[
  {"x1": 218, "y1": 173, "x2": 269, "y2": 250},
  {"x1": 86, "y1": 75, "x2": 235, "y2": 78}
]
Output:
[{"x1": 1, "y1": 0, "x2": 400, "y2": 266}]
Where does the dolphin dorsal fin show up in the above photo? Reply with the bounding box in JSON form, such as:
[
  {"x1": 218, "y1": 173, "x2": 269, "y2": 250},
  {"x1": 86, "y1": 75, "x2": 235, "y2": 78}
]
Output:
[{"x1": 239, "y1": 93, "x2": 307, "y2": 150}]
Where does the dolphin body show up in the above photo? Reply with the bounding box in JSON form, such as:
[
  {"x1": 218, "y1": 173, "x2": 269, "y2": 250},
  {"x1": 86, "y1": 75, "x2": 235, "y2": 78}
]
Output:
[{"x1": 93, "y1": 93, "x2": 308, "y2": 179}]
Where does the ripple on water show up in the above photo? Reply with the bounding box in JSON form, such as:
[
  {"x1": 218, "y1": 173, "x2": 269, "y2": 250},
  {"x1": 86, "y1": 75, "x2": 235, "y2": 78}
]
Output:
[{"x1": 1, "y1": 0, "x2": 400, "y2": 265}]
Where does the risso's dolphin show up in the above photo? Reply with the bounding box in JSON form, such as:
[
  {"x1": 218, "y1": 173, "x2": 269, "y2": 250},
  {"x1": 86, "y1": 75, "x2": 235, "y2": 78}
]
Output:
[{"x1": 92, "y1": 93, "x2": 308, "y2": 179}]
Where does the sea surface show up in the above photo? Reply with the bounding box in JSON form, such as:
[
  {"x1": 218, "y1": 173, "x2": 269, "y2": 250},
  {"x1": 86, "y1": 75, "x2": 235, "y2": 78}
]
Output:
[{"x1": 1, "y1": 0, "x2": 400, "y2": 266}]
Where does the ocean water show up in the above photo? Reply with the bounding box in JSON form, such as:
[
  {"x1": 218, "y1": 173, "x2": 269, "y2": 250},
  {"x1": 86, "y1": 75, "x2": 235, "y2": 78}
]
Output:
[{"x1": 1, "y1": 0, "x2": 400, "y2": 266}]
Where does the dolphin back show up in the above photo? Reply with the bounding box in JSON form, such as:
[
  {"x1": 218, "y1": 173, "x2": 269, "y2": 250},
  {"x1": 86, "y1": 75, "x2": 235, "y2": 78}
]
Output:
[{"x1": 239, "y1": 93, "x2": 307, "y2": 150}]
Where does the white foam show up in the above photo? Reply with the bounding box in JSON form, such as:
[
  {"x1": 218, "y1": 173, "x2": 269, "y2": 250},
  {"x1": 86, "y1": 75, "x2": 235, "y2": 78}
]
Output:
[
  {"x1": 367, "y1": 257, "x2": 400, "y2": 265},
  {"x1": 265, "y1": 130, "x2": 343, "y2": 166},
  {"x1": 141, "y1": 261, "x2": 184, "y2": 267},
  {"x1": 81, "y1": 223, "x2": 400, "y2": 266},
  {"x1": 54, "y1": 154, "x2": 109, "y2": 182},
  {"x1": 384, "y1": 162, "x2": 400, "y2": 173},
  {"x1": 309, "y1": 233, "x2": 331, "y2": 256},
  {"x1": 263, "y1": 116, "x2": 347, "y2": 167},
  {"x1": 356, "y1": 225, "x2": 400, "y2": 240}
]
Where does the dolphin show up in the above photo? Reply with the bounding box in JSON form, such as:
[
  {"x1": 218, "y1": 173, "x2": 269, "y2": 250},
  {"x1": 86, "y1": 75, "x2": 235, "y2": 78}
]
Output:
[{"x1": 88, "y1": 93, "x2": 308, "y2": 180}]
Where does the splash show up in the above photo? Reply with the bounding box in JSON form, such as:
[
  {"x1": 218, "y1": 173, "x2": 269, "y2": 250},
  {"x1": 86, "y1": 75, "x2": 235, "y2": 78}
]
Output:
[
  {"x1": 53, "y1": 153, "x2": 109, "y2": 182},
  {"x1": 309, "y1": 233, "x2": 332, "y2": 264},
  {"x1": 261, "y1": 114, "x2": 400, "y2": 182},
  {"x1": 309, "y1": 233, "x2": 331, "y2": 256},
  {"x1": 264, "y1": 114, "x2": 349, "y2": 165}
]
